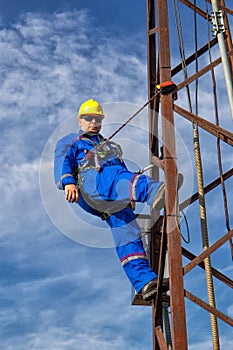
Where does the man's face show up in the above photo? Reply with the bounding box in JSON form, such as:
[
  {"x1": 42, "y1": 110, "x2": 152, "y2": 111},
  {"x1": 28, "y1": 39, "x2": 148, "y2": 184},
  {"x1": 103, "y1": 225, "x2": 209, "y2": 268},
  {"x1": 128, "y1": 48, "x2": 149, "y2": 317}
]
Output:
[{"x1": 79, "y1": 115, "x2": 103, "y2": 133}]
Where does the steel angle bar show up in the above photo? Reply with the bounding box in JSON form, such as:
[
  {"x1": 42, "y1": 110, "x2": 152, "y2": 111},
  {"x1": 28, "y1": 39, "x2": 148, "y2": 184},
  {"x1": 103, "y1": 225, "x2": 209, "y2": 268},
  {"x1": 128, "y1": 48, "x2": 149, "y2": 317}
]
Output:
[
  {"x1": 180, "y1": 167, "x2": 233, "y2": 210},
  {"x1": 182, "y1": 247, "x2": 233, "y2": 288},
  {"x1": 184, "y1": 290, "x2": 233, "y2": 327},
  {"x1": 151, "y1": 156, "x2": 164, "y2": 170},
  {"x1": 179, "y1": 0, "x2": 210, "y2": 19},
  {"x1": 183, "y1": 229, "x2": 233, "y2": 276},
  {"x1": 155, "y1": 326, "x2": 168, "y2": 350},
  {"x1": 153, "y1": 218, "x2": 167, "y2": 321},
  {"x1": 157, "y1": 0, "x2": 188, "y2": 347},
  {"x1": 148, "y1": 26, "x2": 159, "y2": 36},
  {"x1": 173, "y1": 104, "x2": 233, "y2": 146},
  {"x1": 176, "y1": 57, "x2": 222, "y2": 90},
  {"x1": 171, "y1": 38, "x2": 218, "y2": 76}
]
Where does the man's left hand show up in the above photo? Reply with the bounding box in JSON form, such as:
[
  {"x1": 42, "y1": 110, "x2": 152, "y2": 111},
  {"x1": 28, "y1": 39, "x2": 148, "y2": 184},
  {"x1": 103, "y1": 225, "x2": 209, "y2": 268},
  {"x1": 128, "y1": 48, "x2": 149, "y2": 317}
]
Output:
[{"x1": 65, "y1": 184, "x2": 79, "y2": 203}]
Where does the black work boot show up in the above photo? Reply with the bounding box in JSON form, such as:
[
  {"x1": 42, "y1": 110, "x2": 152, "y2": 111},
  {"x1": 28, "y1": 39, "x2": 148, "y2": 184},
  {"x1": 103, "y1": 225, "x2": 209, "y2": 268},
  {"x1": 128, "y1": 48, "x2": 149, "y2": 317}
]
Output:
[
  {"x1": 140, "y1": 279, "x2": 158, "y2": 301},
  {"x1": 140, "y1": 278, "x2": 170, "y2": 301},
  {"x1": 177, "y1": 172, "x2": 184, "y2": 190}
]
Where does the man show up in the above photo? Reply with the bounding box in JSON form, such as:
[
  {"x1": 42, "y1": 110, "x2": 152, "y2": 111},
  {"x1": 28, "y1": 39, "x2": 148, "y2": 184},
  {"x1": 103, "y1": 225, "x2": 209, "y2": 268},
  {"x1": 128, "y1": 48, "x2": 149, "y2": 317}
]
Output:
[{"x1": 61, "y1": 99, "x2": 166, "y2": 301}]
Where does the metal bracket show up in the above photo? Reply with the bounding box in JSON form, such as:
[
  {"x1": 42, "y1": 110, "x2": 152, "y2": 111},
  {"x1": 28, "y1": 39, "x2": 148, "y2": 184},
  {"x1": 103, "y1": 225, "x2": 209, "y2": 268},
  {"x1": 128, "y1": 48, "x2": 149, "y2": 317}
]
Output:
[{"x1": 211, "y1": 11, "x2": 226, "y2": 36}]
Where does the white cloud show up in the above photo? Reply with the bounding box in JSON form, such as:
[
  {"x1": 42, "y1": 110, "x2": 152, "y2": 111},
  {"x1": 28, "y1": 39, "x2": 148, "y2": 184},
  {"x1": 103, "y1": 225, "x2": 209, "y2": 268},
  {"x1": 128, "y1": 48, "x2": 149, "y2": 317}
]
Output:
[
  {"x1": 0, "y1": 10, "x2": 148, "y2": 128},
  {"x1": 2, "y1": 327, "x2": 127, "y2": 350}
]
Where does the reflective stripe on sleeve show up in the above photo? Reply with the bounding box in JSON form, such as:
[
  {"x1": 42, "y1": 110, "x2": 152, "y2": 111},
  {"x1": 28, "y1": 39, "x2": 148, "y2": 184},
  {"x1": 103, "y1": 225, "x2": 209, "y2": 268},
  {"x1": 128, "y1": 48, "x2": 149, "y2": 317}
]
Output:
[
  {"x1": 56, "y1": 173, "x2": 74, "y2": 187},
  {"x1": 130, "y1": 174, "x2": 142, "y2": 201}
]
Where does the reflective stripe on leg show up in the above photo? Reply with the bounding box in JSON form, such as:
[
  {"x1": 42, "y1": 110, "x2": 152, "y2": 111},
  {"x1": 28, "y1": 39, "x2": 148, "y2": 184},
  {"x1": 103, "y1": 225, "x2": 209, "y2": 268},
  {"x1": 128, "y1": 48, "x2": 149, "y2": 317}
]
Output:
[{"x1": 120, "y1": 252, "x2": 147, "y2": 266}]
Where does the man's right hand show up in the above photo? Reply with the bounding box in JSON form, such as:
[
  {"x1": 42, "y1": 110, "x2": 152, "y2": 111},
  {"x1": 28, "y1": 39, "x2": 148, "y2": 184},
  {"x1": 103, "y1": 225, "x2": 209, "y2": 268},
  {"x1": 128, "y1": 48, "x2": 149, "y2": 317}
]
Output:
[{"x1": 65, "y1": 184, "x2": 79, "y2": 203}]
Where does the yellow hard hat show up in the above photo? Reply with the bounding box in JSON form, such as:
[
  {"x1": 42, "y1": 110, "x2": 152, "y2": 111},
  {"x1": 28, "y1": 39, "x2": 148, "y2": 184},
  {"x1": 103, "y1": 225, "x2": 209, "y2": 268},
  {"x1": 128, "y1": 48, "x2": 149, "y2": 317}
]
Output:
[{"x1": 78, "y1": 99, "x2": 105, "y2": 120}]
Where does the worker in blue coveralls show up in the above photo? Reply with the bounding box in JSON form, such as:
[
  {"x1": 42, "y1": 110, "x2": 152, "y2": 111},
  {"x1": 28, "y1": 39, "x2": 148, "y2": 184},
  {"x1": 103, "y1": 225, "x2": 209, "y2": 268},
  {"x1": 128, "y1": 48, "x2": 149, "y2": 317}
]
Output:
[{"x1": 61, "y1": 99, "x2": 166, "y2": 301}]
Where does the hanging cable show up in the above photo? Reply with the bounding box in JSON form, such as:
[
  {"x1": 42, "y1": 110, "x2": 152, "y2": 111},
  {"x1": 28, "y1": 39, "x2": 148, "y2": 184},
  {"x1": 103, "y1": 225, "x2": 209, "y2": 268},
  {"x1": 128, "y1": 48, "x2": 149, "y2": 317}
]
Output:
[
  {"x1": 172, "y1": 0, "x2": 193, "y2": 112},
  {"x1": 193, "y1": 125, "x2": 220, "y2": 350},
  {"x1": 172, "y1": 0, "x2": 195, "y2": 246},
  {"x1": 180, "y1": 209, "x2": 190, "y2": 244},
  {"x1": 205, "y1": 0, "x2": 233, "y2": 259},
  {"x1": 193, "y1": 4, "x2": 220, "y2": 348},
  {"x1": 194, "y1": 0, "x2": 199, "y2": 116},
  {"x1": 103, "y1": 81, "x2": 177, "y2": 142}
]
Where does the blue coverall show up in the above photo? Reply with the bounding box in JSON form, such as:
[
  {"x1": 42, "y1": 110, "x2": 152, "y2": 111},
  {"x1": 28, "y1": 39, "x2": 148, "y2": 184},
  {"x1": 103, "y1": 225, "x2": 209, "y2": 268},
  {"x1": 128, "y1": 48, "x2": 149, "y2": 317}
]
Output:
[{"x1": 61, "y1": 130, "x2": 162, "y2": 292}]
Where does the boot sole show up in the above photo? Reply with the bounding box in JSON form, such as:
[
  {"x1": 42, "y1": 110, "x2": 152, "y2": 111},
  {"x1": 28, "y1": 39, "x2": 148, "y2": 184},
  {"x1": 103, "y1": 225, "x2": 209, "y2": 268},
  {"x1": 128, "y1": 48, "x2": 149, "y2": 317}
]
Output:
[
  {"x1": 142, "y1": 278, "x2": 170, "y2": 301},
  {"x1": 142, "y1": 288, "x2": 157, "y2": 301}
]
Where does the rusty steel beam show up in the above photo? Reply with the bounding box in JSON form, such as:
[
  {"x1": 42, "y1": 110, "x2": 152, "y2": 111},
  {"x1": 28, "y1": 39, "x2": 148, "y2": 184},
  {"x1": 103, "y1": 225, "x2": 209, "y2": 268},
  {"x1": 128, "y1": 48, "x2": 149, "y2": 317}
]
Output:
[
  {"x1": 184, "y1": 290, "x2": 233, "y2": 327},
  {"x1": 171, "y1": 38, "x2": 218, "y2": 76},
  {"x1": 153, "y1": 219, "x2": 167, "y2": 321},
  {"x1": 147, "y1": 0, "x2": 159, "y2": 179},
  {"x1": 155, "y1": 326, "x2": 169, "y2": 350},
  {"x1": 148, "y1": 26, "x2": 159, "y2": 36},
  {"x1": 174, "y1": 104, "x2": 233, "y2": 146},
  {"x1": 157, "y1": 0, "x2": 188, "y2": 349},
  {"x1": 179, "y1": 0, "x2": 209, "y2": 19},
  {"x1": 182, "y1": 247, "x2": 233, "y2": 289},
  {"x1": 151, "y1": 226, "x2": 165, "y2": 350},
  {"x1": 151, "y1": 156, "x2": 164, "y2": 170},
  {"x1": 183, "y1": 229, "x2": 233, "y2": 276},
  {"x1": 176, "y1": 57, "x2": 222, "y2": 90},
  {"x1": 146, "y1": 1, "x2": 163, "y2": 349},
  {"x1": 180, "y1": 167, "x2": 233, "y2": 210}
]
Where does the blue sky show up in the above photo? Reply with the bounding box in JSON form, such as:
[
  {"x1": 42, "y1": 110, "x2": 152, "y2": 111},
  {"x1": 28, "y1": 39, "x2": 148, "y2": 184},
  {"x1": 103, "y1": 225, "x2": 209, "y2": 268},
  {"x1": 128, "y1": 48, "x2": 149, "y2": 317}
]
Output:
[{"x1": 0, "y1": 1, "x2": 232, "y2": 349}]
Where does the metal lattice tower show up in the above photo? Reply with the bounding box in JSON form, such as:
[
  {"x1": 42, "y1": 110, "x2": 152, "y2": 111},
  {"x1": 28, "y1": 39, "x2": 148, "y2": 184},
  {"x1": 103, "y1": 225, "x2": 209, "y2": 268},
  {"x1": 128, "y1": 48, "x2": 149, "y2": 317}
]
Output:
[{"x1": 140, "y1": 1, "x2": 233, "y2": 349}]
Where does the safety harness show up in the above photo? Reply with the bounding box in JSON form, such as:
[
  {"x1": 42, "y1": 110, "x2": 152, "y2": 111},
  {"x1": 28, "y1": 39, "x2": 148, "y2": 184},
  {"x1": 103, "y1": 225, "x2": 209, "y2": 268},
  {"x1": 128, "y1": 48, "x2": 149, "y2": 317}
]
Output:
[
  {"x1": 72, "y1": 133, "x2": 124, "y2": 185},
  {"x1": 70, "y1": 133, "x2": 131, "y2": 220}
]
